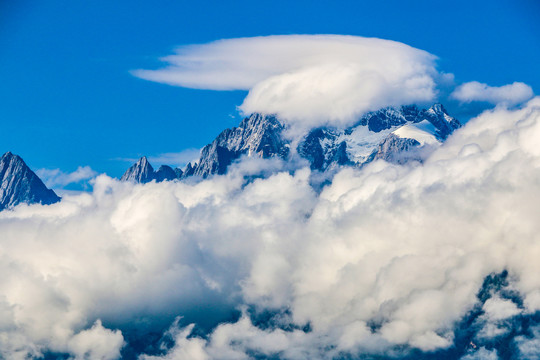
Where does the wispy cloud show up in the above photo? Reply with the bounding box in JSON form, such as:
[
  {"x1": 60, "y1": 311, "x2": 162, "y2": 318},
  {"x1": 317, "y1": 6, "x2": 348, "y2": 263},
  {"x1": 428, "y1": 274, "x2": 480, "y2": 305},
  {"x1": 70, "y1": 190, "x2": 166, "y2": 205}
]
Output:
[
  {"x1": 148, "y1": 149, "x2": 200, "y2": 167},
  {"x1": 133, "y1": 35, "x2": 440, "y2": 128},
  {"x1": 115, "y1": 148, "x2": 201, "y2": 168},
  {"x1": 451, "y1": 81, "x2": 533, "y2": 106},
  {"x1": 36, "y1": 166, "x2": 97, "y2": 189}
]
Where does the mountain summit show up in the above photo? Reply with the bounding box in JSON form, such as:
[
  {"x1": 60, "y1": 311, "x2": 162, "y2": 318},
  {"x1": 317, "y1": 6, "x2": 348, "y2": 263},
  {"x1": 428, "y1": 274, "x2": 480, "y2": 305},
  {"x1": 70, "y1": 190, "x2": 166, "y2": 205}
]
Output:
[
  {"x1": 0, "y1": 152, "x2": 60, "y2": 210},
  {"x1": 183, "y1": 103, "x2": 460, "y2": 175},
  {"x1": 121, "y1": 104, "x2": 460, "y2": 183},
  {"x1": 190, "y1": 113, "x2": 289, "y2": 178},
  {"x1": 120, "y1": 156, "x2": 178, "y2": 184}
]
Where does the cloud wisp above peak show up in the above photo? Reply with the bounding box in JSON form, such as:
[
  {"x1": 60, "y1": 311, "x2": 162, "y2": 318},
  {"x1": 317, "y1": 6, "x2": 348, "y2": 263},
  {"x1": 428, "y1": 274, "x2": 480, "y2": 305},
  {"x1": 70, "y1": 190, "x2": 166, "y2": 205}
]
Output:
[{"x1": 133, "y1": 35, "x2": 440, "y2": 128}]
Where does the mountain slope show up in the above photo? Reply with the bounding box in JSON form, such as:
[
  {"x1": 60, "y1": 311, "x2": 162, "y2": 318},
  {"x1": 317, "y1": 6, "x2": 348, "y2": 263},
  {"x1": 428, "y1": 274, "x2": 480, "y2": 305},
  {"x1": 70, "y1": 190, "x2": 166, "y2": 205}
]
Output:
[{"x1": 0, "y1": 152, "x2": 60, "y2": 210}]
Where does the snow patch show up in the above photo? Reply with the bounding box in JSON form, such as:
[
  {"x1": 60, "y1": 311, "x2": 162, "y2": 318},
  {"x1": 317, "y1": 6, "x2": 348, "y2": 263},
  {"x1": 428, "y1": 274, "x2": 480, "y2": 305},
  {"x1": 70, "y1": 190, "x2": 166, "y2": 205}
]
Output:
[{"x1": 393, "y1": 120, "x2": 439, "y2": 145}]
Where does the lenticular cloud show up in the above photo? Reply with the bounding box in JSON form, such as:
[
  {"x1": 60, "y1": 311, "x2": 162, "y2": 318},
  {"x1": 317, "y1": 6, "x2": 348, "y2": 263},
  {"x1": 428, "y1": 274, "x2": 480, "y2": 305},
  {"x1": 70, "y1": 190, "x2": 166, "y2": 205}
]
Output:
[
  {"x1": 133, "y1": 35, "x2": 439, "y2": 127},
  {"x1": 1, "y1": 98, "x2": 540, "y2": 359}
]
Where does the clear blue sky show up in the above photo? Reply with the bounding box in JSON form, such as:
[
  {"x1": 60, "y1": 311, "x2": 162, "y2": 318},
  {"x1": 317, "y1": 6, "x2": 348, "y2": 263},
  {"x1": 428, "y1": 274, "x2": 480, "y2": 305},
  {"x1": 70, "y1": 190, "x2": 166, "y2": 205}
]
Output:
[{"x1": 1, "y1": 0, "x2": 539, "y2": 178}]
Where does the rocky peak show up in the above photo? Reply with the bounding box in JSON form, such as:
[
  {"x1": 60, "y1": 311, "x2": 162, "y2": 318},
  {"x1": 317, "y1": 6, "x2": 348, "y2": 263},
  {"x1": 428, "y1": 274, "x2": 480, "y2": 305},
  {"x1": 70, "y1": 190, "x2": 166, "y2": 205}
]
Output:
[
  {"x1": 189, "y1": 113, "x2": 290, "y2": 178},
  {"x1": 121, "y1": 157, "x2": 183, "y2": 184},
  {"x1": 182, "y1": 162, "x2": 196, "y2": 177},
  {"x1": 356, "y1": 106, "x2": 416, "y2": 132},
  {"x1": 421, "y1": 103, "x2": 461, "y2": 139},
  {"x1": 0, "y1": 152, "x2": 60, "y2": 211},
  {"x1": 121, "y1": 104, "x2": 462, "y2": 180},
  {"x1": 120, "y1": 156, "x2": 155, "y2": 183}
]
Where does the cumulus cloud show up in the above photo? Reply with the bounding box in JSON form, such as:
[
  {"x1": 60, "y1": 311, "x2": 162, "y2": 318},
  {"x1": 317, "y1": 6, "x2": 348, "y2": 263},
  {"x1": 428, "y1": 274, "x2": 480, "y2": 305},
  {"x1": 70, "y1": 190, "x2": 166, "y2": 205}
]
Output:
[
  {"x1": 36, "y1": 166, "x2": 98, "y2": 189},
  {"x1": 1, "y1": 98, "x2": 540, "y2": 358},
  {"x1": 451, "y1": 81, "x2": 533, "y2": 106},
  {"x1": 133, "y1": 35, "x2": 439, "y2": 128},
  {"x1": 67, "y1": 320, "x2": 124, "y2": 360}
]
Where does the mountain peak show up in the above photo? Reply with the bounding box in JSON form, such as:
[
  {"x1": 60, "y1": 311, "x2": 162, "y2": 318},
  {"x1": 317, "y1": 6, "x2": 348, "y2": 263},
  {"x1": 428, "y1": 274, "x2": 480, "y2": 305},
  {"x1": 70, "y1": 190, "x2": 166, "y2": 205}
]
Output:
[
  {"x1": 120, "y1": 103, "x2": 461, "y2": 181},
  {"x1": 121, "y1": 157, "x2": 183, "y2": 183},
  {"x1": 188, "y1": 113, "x2": 289, "y2": 178},
  {"x1": 428, "y1": 103, "x2": 446, "y2": 114},
  {"x1": 422, "y1": 103, "x2": 460, "y2": 139},
  {"x1": 139, "y1": 156, "x2": 149, "y2": 164},
  {"x1": 120, "y1": 156, "x2": 155, "y2": 183},
  {"x1": 0, "y1": 152, "x2": 60, "y2": 210}
]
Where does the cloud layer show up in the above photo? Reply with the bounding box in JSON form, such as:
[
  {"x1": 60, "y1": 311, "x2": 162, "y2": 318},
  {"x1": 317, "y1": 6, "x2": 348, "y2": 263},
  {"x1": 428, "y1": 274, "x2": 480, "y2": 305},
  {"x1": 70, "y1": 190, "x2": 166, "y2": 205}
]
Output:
[
  {"x1": 134, "y1": 35, "x2": 439, "y2": 128},
  {"x1": 1, "y1": 98, "x2": 540, "y2": 358}
]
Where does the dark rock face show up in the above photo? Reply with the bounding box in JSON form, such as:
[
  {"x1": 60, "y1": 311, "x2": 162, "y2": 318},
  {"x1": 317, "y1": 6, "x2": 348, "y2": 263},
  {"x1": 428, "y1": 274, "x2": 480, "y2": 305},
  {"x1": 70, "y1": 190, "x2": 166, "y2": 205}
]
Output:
[
  {"x1": 173, "y1": 167, "x2": 184, "y2": 179},
  {"x1": 368, "y1": 134, "x2": 421, "y2": 164},
  {"x1": 330, "y1": 141, "x2": 350, "y2": 168},
  {"x1": 121, "y1": 157, "x2": 182, "y2": 184},
  {"x1": 297, "y1": 128, "x2": 351, "y2": 171},
  {"x1": 0, "y1": 152, "x2": 60, "y2": 210},
  {"x1": 358, "y1": 106, "x2": 416, "y2": 132},
  {"x1": 182, "y1": 163, "x2": 196, "y2": 177},
  {"x1": 155, "y1": 165, "x2": 177, "y2": 182},
  {"x1": 297, "y1": 128, "x2": 330, "y2": 170},
  {"x1": 421, "y1": 103, "x2": 461, "y2": 139},
  {"x1": 189, "y1": 113, "x2": 290, "y2": 178}
]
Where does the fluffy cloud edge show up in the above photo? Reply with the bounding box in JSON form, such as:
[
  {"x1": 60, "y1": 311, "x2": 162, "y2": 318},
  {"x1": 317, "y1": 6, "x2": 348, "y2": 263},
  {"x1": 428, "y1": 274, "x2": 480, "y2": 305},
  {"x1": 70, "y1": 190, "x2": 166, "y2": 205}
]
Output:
[{"x1": 450, "y1": 81, "x2": 533, "y2": 106}]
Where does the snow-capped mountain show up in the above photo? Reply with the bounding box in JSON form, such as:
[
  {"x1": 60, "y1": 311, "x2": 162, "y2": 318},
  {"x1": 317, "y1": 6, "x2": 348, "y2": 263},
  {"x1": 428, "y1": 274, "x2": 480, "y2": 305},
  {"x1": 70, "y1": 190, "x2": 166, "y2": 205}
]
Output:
[
  {"x1": 0, "y1": 152, "x2": 60, "y2": 210},
  {"x1": 122, "y1": 104, "x2": 460, "y2": 182}
]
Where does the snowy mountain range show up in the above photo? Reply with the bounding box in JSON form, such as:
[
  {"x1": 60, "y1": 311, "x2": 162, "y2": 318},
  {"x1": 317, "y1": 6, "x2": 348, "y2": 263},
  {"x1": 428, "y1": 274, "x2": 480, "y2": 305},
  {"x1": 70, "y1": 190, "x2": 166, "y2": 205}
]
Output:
[
  {"x1": 0, "y1": 103, "x2": 459, "y2": 209},
  {"x1": 122, "y1": 103, "x2": 460, "y2": 183}
]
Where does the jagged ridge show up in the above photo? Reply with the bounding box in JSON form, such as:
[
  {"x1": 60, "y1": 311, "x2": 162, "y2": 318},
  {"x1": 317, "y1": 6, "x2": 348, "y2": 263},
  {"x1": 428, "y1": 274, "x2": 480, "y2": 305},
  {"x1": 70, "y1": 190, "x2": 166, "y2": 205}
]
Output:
[
  {"x1": 120, "y1": 157, "x2": 179, "y2": 184},
  {"x1": 121, "y1": 104, "x2": 460, "y2": 183}
]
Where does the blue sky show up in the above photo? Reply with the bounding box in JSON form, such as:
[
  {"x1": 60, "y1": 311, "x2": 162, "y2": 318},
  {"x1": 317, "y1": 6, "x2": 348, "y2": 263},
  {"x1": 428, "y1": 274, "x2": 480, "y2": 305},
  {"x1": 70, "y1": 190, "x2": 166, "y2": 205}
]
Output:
[{"x1": 1, "y1": 0, "x2": 539, "y2": 179}]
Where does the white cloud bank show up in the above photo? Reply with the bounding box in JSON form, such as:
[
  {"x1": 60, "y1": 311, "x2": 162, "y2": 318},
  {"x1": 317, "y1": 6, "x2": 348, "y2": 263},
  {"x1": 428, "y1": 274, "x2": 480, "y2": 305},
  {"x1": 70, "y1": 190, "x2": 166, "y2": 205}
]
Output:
[
  {"x1": 1, "y1": 98, "x2": 540, "y2": 358},
  {"x1": 451, "y1": 81, "x2": 533, "y2": 106},
  {"x1": 133, "y1": 35, "x2": 439, "y2": 128}
]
